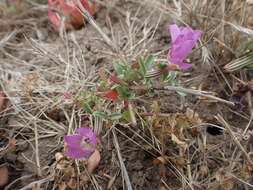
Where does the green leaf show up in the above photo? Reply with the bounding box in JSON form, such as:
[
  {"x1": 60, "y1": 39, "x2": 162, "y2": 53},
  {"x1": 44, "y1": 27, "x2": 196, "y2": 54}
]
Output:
[
  {"x1": 162, "y1": 71, "x2": 178, "y2": 82},
  {"x1": 145, "y1": 55, "x2": 155, "y2": 69},
  {"x1": 116, "y1": 86, "x2": 131, "y2": 99},
  {"x1": 139, "y1": 55, "x2": 155, "y2": 76},
  {"x1": 109, "y1": 112, "x2": 122, "y2": 120},
  {"x1": 237, "y1": 38, "x2": 253, "y2": 57},
  {"x1": 224, "y1": 52, "x2": 253, "y2": 72},
  {"x1": 113, "y1": 61, "x2": 126, "y2": 76},
  {"x1": 157, "y1": 62, "x2": 167, "y2": 69},
  {"x1": 139, "y1": 59, "x2": 146, "y2": 76},
  {"x1": 93, "y1": 111, "x2": 107, "y2": 119},
  {"x1": 83, "y1": 102, "x2": 93, "y2": 114},
  {"x1": 124, "y1": 69, "x2": 139, "y2": 82},
  {"x1": 122, "y1": 111, "x2": 131, "y2": 122}
]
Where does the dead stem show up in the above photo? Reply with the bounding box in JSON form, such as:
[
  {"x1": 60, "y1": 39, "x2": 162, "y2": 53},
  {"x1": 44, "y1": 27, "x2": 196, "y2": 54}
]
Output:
[
  {"x1": 0, "y1": 30, "x2": 19, "y2": 49},
  {"x1": 131, "y1": 85, "x2": 235, "y2": 106},
  {"x1": 34, "y1": 123, "x2": 42, "y2": 177},
  {"x1": 4, "y1": 174, "x2": 34, "y2": 190},
  {"x1": 228, "y1": 172, "x2": 253, "y2": 188},
  {"x1": 241, "y1": 70, "x2": 253, "y2": 136},
  {"x1": 216, "y1": 114, "x2": 253, "y2": 167},
  {"x1": 19, "y1": 172, "x2": 54, "y2": 190},
  {"x1": 76, "y1": 0, "x2": 118, "y2": 52},
  {"x1": 112, "y1": 127, "x2": 133, "y2": 190}
]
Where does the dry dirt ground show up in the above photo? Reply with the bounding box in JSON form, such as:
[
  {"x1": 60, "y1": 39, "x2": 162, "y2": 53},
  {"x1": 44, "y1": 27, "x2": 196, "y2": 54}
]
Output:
[{"x1": 1, "y1": 0, "x2": 253, "y2": 190}]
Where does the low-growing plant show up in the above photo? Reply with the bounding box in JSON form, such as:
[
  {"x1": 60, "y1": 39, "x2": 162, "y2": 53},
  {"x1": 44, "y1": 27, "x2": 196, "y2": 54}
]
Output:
[{"x1": 63, "y1": 24, "x2": 202, "y2": 165}]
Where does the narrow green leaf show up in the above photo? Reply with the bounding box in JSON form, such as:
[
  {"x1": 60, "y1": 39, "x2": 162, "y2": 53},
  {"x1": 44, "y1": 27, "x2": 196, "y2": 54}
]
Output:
[
  {"x1": 122, "y1": 111, "x2": 131, "y2": 122},
  {"x1": 113, "y1": 62, "x2": 126, "y2": 76},
  {"x1": 162, "y1": 71, "x2": 178, "y2": 82},
  {"x1": 237, "y1": 38, "x2": 253, "y2": 57},
  {"x1": 145, "y1": 55, "x2": 155, "y2": 70},
  {"x1": 139, "y1": 58, "x2": 146, "y2": 77},
  {"x1": 224, "y1": 52, "x2": 253, "y2": 72},
  {"x1": 124, "y1": 69, "x2": 139, "y2": 81},
  {"x1": 139, "y1": 55, "x2": 155, "y2": 77},
  {"x1": 93, "y1": 111, "x2": 107, "y2": 119},
  {"x1": 116, "y1": 86, "x2": 131, "y2": 98},
  {"x1": 83, "y1": 102, "x2": 93, "y2": 114},
  {"x1": 109, "y1": 112, "x2": 122, "y2": 120}
]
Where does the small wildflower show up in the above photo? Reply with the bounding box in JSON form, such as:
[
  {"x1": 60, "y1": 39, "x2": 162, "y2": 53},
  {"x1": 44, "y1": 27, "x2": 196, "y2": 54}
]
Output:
[
  {"x1": 168, "y1": 24, "x2": 202, "y2": 70},
  {"x1": 64, "y1": 127, "x2": 97, "y2": 159}
]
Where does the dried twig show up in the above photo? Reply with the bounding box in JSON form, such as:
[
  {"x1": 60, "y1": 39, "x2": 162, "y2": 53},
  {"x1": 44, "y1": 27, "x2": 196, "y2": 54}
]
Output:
[
  {"x1": 76, "y1": 0, "x2": 118, "y2": 52},
  {"x1": 112, "y1": 128, "x2": 133, "y2": 190},
  {"x1": 216, "y1": 114, "x2": 253, "y2": 167},
  {"x1": 4, "y1": 174, "x2": 34, "y2": 190},
  {"x1": 18, "y1": 172, "x2": 54, "y2": 190},
  {"x1": 34, "y1": 123, "x2": 42, "y2": 177},
  {"x1": 131, "y1": 85, "x2": 235, "y2": 106},
  {"x1": 0, "y1": 30, "x2": 19, "y2": 49}
]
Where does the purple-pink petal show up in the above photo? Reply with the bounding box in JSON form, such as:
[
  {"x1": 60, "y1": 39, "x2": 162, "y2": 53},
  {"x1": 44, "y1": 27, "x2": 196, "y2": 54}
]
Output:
[
  {"x1": 76, "y1": 127, "x2": 97, "y2": 146},
  {"x1": 168, "y1": 24, "x2": 202, "y2": 70},
  {"x1": 64, "y1": 134, "x2": 82, "y2": 147},
  {"x1": 65, "y1": 146, "x2": 93, "y2": 159},
  {"x1": 170, "y1": 40, "x2": 198, "y2": 63},
  {"x1": 64, "y1": 127, "x2": 97, "y2": 159},
  {"x1": 169, "y1": 24, "x2": 181, "y2": 43},
  {"x1": 76, "y1": 126, "x2": 92, "y2": 137},
  {"x1": 177, "y1": 62, "x2": 192, "y2": 70}
]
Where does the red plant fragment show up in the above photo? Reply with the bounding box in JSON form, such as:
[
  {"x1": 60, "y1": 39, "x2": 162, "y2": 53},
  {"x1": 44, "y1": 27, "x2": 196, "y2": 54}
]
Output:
[
  {"x1": 123, "y1": 99, "x2": 129, "y2": 108},
  {"x1": 101, "y1": 90, "x2": 119, "y2": 101},
  {"x1": 48, "y1": 0, "x2": 95, "y2": 31},
  {"x1": 109, "y1": 74, "x2": 123, "y2": 84},
  {"x1": 109, "y1": 74, "x2": 128, "y2": 86}
]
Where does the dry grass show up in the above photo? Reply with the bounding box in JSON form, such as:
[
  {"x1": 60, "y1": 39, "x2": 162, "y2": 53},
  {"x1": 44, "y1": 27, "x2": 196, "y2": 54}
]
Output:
[{"x1": 1, "y1": 0, "x2": 253, "y2": 189}]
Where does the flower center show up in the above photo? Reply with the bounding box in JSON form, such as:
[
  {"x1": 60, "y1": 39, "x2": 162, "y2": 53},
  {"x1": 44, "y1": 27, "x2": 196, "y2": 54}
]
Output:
[{"x1": 80, "y1": 137, "x2": 93, "y2": 149}]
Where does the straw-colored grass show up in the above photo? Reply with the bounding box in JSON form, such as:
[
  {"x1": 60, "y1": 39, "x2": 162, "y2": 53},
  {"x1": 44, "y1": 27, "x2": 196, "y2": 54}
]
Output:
[{"x1": 0, "y1": 0, "x2": 253, "y2": 189}]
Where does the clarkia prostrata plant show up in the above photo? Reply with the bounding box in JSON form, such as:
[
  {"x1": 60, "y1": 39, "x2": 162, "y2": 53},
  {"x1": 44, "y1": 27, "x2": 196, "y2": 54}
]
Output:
[{"x1": 63, "y1": 24, "x2": 203, "y2": 158}]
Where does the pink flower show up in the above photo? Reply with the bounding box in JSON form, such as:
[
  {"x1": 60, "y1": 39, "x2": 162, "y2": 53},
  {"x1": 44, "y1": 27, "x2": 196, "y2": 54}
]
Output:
[
  {"x1": 64, "y1": 127, "x2": 97, "y2": 159},
  {"x1": 168, "y1": 24, "x2": 202, "y2": 70}
]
